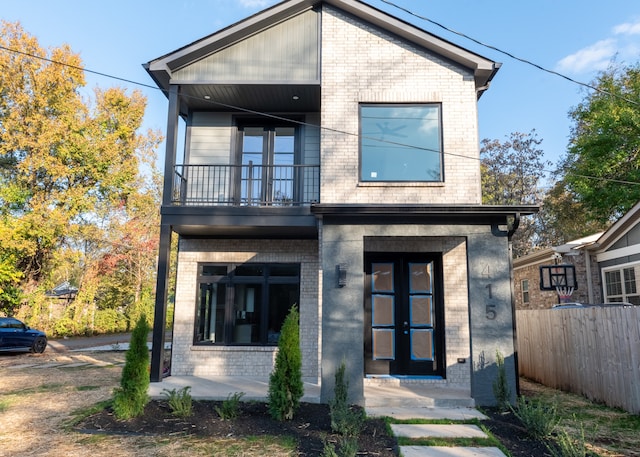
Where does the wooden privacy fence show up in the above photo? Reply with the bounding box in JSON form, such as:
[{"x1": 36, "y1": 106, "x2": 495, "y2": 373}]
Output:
[{"x1": 516, "y1": 306, "x2": 640, "y2": 414}]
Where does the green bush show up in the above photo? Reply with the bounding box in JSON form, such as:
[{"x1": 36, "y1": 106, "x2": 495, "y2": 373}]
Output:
[
  {"x1": 268, "y1": 305, "x2": 303, "y2": 421},
  {"x1": 214, "y1": 392, "x2": 245, "y2": 420},
  {"x1": 93, "y1": 308, "x2": 123, "y2": 334},
  {"x1": 322, "y1": 437, "x2": 358, "y2": 457},
  {"x1": 512, "y1": 395, "x2": 559, "y2": 439},
  {"x1": 492, "y1": 350, "x2": 512, "y2": 411},
  {"x1": 112, "y1": 314, "x2": 150, "y2": 419},
  {"x1": 329, "y1": 360, "x2": 364, "y2": 438},
  {"x1": 162, "y1": 386, "x2": 193, "y2": 418},
  {"x1": 548, "y1": 427, "x2": 590, "y2": 457}
]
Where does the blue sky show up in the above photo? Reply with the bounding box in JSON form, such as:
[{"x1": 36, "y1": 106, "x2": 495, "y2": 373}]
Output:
[{"x1": 2, "y1": 0, "x2": 640, "y2": 171}]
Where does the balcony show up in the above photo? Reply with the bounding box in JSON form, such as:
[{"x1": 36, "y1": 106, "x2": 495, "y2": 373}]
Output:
[{"x1": 172, "y1": 164, "x2": 320, "y2": 207}]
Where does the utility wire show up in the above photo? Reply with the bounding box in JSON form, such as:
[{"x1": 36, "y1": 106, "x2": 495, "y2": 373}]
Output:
[
  {"x1": 1, "y1": 19, "x2": 639, "y2": 187},
  {"x1": 379, "y1": 0, "x2": 640, "y2": 107}
]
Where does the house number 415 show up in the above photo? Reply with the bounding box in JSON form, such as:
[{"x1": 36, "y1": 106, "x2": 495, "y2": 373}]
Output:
[{"x1": 485, "y1": 284, "x2": 497, "y2": 320}]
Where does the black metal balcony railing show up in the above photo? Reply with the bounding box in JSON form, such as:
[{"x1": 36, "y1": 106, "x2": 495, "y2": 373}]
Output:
[{"x1": 173, "y1": 164, "x2": 320, "y2": 206}]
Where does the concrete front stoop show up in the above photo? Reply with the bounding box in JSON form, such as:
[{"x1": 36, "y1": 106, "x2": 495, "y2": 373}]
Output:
[
  {"x1": 366, "y1": 406, "x2": 508, "y2": 457},
  {"x1": 363, "y1": 378, "x2": 476, "y2": 408}
]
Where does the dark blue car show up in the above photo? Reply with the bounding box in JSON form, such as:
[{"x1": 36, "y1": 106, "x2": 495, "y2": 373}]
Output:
[{"x1": 0, "y1": 317, "x2": 47, "y2": 353}]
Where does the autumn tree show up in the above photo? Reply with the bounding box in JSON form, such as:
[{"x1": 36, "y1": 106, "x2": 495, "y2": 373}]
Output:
[
  {"x1": 562, "y1": 63, "x2": 640, "y2": 223},
  {"x1": 480, "y1": 130, "x2": 550, "y2": 256},
  {"x1": 0, "y1": 21, "x2": 161, "y2": 328},
  {"x1": 537, "y1": 180, "x2": 609, "y2": 245}
]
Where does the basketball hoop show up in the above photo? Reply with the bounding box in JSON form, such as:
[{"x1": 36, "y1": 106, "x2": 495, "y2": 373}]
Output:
[{"x1": 556, "y1": 286, "x2": 574, "y2": 303}]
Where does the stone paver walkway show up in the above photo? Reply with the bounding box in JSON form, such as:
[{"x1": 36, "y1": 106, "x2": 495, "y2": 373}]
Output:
[{"x1": 367, "y1": 406, "x2": 507, "y2": 457}]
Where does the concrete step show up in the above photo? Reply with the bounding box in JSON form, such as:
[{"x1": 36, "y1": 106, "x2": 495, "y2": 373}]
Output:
[
  {"x1": 365, "y1": 395, "x2": 475, "y2": 408},
  {"x1": 364, "y1": 380, "x2": 474, "y2": 408},
  {"x1": 366, "y1": 406, "x2": 486, "y2": 420},
  {"x1": 399, "y1": 446, "x2": 508, "y2": 457},
  {"x1": 391, "y1": 423, "x2": 488, "y2": 439}
]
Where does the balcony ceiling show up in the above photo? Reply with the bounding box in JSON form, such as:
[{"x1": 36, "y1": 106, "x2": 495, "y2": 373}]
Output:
[{"x1": 178, "y1": 83, "x2": 321, "y2": 113}]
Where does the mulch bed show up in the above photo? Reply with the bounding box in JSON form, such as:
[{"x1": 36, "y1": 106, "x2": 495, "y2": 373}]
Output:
[{"x1": 75, "y1": 401, "x2": 551, "y2": 456}]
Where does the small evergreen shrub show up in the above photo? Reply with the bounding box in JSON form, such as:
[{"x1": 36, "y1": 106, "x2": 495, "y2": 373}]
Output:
[
  {"x1": 321, "y1": 439, "x2": 339, "y2": 457},
  {"x1": 112, "y1": 314, "x2": 150, "y2": 420},
  {"x1": 329, "y1": 360, "x2": 364, "y2": 438},
  {"x1": 336, "y1": 436, "x2": 358, "y2": 457},
  {"x1": 512, "y1": 395, "x2": 559, "y2": 439},
  {"x1": 321, "y1": 437, "x2": 358, "y2": 457},
  {"x1": 162, "y1": 386, "x2": 193, "y2": 418},
  {"x1": 492, "y1": 350, "x2": 512, "y2": 411},
  {"x1": 214, "y1": 392, "x2": 245, "y2": 420},
  {"x1": 268, "y1": 305, "x2": 303, "y2": 421}
]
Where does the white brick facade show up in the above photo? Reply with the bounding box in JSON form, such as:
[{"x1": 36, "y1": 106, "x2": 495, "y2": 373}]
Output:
[
  {"x1": 320, "y1": 6, "x2": 482, "y2": 205},
  {"x1": 171, "y1": 239, "x2": 320, "y2": 382}
]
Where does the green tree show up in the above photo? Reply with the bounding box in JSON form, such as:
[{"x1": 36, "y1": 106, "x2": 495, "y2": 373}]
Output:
[
  {"x1": 480, "y1": 130, "x2": 549, "y2": 256},
  {"x1": 563, "y1": 63, "x2": 640, "y2": 223},
  {"x1": 0, "y1": 21, "x2": 161, "y2": 323},
  {"x1": 113, "y1": 314, "x2": 150, "y2": 419},
  {"x1": 268, "y1": 305, "x2": 303, "y2": 421},
  {"x1": 537, "y1": 180, "x2": 609, "y2": 245}
]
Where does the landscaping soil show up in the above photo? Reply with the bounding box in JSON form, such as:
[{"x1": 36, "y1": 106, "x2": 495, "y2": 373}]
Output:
[{"x1": 76, "y1": 400, "x2": 552, "y2": 456}]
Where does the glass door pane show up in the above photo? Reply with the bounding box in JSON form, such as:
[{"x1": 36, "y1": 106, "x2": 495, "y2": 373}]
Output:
[
  {"x1": 233, "y1": 284, "x2": 262, "y2": 344},
  {"x1": 240, "y1": 127, "x2": 265, "y2": 205},
  {"x1": 196, "y1": 282, "x2": 226, "y2": 343},
  {"x1": 271, "y1": 127, "x2": 295, "y2": 205}
]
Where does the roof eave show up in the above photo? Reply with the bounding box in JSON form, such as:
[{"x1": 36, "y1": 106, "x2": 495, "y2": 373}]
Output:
[{"x1": 145, "y1": 0, "x2": 500, "y2": 95}]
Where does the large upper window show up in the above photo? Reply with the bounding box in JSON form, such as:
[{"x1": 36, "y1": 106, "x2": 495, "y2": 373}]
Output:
[
  {"x1": 360, "y1": 104, "x2": 442, "y2": 182},
  {"x1": 195, "y1": 263, "x2": 300, "y2": 346}
]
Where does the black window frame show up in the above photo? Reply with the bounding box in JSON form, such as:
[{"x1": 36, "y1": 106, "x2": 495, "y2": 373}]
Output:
[
  {"x1": 359, "y1": 103, "x2": 444, "y2": 183},
  {"x1": 194, "y1": 262, "x2": 300, "y2": 346}
]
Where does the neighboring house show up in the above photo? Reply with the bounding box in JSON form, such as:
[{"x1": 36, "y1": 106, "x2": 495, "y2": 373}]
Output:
[
  {"x1": 145, "y1": 0, "x2": 535, "y2": 406},
  {"x1": 589, "y1": 201, "x2": 640, "y2": 305},
  {"x1": 515, "y1": 201, "x2": 640, "y2": 309},
  {"x1": 514, "y1": 234, "x2": 603, "y2": 309}
]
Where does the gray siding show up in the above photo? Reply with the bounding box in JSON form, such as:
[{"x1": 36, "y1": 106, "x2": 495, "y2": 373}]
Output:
[
  {"x1": 174, "y1": 9, "x2": 319, "y2": 82},
  {"x1": 189, "y1": 112, "x2": 233, "y2": 165}
]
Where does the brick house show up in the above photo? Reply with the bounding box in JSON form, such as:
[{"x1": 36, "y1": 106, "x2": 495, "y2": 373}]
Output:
[
  {"x1": 513, "y1": 234, "x2": 603, "y2": 309},
  {"x1": 514, "y1": 201, "x2": 640, "y2": 309},
  {"x1": 145, "y1": 0, "x2": 535, "y2": 406}
]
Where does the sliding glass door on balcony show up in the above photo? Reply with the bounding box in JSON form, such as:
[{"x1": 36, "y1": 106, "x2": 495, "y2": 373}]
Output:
[
  {"x1": 172, "y1": 124, "x2": 319, "y2": 206},
  {"x1": 239, "y1": 126, "x2": 295, "y2": 206}
]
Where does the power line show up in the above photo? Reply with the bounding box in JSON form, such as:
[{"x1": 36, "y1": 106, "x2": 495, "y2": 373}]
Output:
[
  {"x1": 380, "y1": 0, "x2": 640, "y2": 107},
  {"x1": 1, "y1": 19, "x2": 639, "y2": 187}
]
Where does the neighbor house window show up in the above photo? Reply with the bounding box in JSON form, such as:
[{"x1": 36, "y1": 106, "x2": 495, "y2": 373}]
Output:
[
  {"x1": 195, "y1": 263, "x2": 300, "y2": 345},
  {"x1": 603, "y1": 263, "x2": 640, "y2": 304},
  {"x1": 521, "y1": 279, "x2": 530, "y2": 305},
  {"x1": 360, "y1": 104, "x2": 442, "y2": 182}
]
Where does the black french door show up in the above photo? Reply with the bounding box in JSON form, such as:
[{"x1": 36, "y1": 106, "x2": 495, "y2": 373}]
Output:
[{"x1": 364, "y1": 253, "x2": 445, "y2": 377}]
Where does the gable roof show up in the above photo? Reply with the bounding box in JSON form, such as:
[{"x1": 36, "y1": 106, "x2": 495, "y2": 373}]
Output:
[
  {"x1": 145, "y1": 0, "x2": 499, "y2": 97},
  {"x1": 513, "y1": 232, "x2": 604, "y2": 270},
  {"x1": 590, "y1": 200, "x2": 640, "y2": 254}
]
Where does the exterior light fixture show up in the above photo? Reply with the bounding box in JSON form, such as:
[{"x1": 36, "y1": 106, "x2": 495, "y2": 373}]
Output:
[
  {"x1": 204, "y1": 95, "x2": 211, "y2": 100},
  {"x1": 336, "y1": 264, "x2": 347, "y2": 288},
  {"x1": 292, "y1": 95, "x2": 300, "y2": 100}
]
